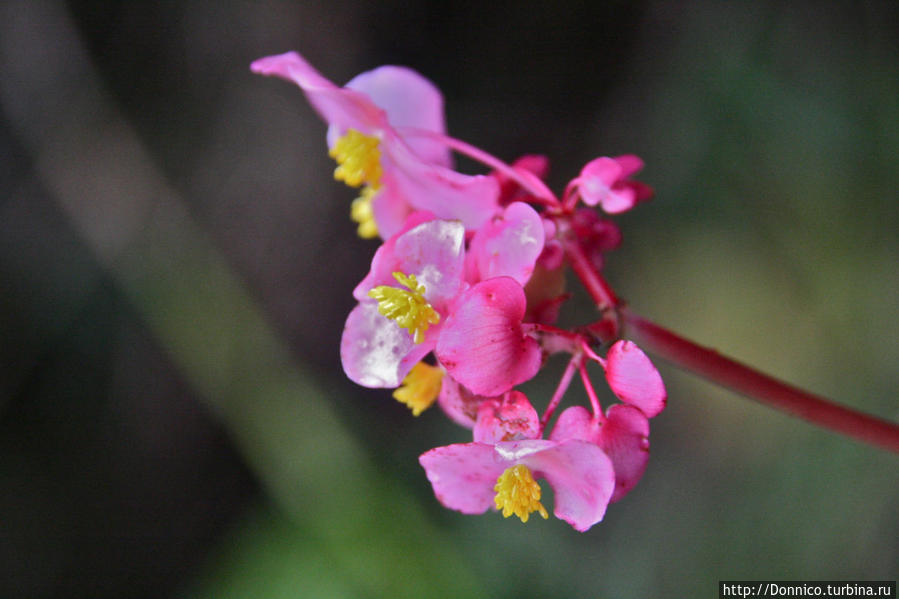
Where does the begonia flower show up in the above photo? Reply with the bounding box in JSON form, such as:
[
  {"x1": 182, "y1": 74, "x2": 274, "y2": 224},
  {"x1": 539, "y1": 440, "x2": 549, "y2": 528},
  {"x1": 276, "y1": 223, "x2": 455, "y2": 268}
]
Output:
[
  {"x1": 419, "y1": 437, "x2": 615, "y2": 531},
  {"x1": 251, "y1": 51, "x2": 499, "y2": 239},
  {"x1": 550, "y1": 404, "x2": 650, "y2": 503},
  {"x1": 572, "y1": 154, "x2": 653, "y2": 214},
  {"x1": 341, "y1": 217, "x2": 466, "y2": 388}
]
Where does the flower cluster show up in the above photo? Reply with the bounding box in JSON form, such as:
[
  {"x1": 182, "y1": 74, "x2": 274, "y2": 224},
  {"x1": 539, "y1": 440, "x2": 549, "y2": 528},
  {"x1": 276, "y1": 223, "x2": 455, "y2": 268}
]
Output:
[{"x1": 252, "y1": 51, "x2": 667, "y2": 532}]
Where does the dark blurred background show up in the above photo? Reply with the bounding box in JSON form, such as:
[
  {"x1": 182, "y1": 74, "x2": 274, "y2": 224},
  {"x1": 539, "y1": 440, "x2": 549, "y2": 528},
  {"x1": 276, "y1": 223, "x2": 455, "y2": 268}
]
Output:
[{"x1": 1, "y1": 1, "x2": 896, "y2": 597}]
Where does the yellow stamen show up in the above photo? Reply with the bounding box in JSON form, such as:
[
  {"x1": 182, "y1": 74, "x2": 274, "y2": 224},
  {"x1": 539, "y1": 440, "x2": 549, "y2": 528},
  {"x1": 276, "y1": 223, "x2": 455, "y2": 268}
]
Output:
[
  {"x1": 329, "y1": 129, "x2": 382, "y2": 188},
  {"x1": 494, "y1": 464, "x2": 549, "y2": 523},
  {"x1": 350, "y1": 185, "x2": 379, "y2": 239},
  {"x1": 393, "y1": 362, "x2": 444, "y2": 416},
  {"x1": 368, "y1": 272, "x2": 440, "y2": 344}
]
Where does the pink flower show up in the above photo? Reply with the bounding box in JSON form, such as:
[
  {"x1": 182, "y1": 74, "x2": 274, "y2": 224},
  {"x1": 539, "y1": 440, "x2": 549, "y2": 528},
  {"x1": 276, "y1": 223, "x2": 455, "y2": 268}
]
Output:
[
  {"x1": 572, "y1": 155, "x2": 653, "y2": 214},
  {"x1": 251, "y1": 51, "x2": 498, "y2": 239},
  {"x1": 605, "y1": 340, "x2": 667, "y2": 418},
  {"x1": 419, "y1": 437, "x2": 615, "y2": 531},
  {"x1": 550, "y1": 404, "x2": 650, "y2": 503},
  {"x1": 341, "y1": 217, "x2": 466, "y2": 388}
]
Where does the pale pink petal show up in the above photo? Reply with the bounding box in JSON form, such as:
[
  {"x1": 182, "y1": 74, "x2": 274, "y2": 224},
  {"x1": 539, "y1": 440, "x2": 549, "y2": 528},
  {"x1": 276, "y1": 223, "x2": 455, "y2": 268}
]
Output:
[
  {"x1": 600, "y1": 186, "x2": 637, "y2": 214},
  {"x1": 343, "y1": 66, "x2": 451, "y2": 168},
  {"x1": 251, "y1": 52, "x2": 385, "y2": 136},
  {"x1": 340, "y1": 302, "x2": 436, "y2": 388},
  {"x1": 468, "y1": 202, "x2": 545, "y2": 286},
  {"x1": 598, "y1": 404, "x2": 650, "y2": 503},
  {"x1": 418, "y1": 443, "x2": 505, "y2": 514},
  {"x1": 353, "y1": 218, "x2": 465, "y2": 308},
  {"x1": 577, "y1": 156, "x2": 621, "y2": 207},
  {"x1": 473, "y1": 391, "x2": 540, "y2": 443},
  {"x1": 436, "y1": 278, "x2": 541, "y2": 397},
  {"x1": 522, "y1": 440, "x2": 615, "y2": 532},
  {"x1": 605, "y1": 340, "x2": 667, "y2": 417},
  {"x1": 369, "y1": 183, "x2": 413, "y2": 240}
]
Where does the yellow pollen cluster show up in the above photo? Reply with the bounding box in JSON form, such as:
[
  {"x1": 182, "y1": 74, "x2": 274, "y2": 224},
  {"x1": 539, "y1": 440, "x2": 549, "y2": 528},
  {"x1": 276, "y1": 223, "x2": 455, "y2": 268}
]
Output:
[
  {"x1": 393, "y1": 362, "x2": 444, "y2": 416},
  {"x1": 494, "y1": 464, "x2": 549, "y2": 523},
  {"x1": 330, "y1": 129, "x2": 383, "y2": 239},
  {"x1": 368, "y1": 272, "x2": 440, "y2": 344}
]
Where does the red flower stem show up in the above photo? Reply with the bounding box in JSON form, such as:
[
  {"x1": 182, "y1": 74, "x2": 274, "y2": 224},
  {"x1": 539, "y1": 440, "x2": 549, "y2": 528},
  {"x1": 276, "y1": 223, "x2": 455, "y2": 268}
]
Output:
[
  {"x1": 578, "y1": 361, "x2": 606, "y2": 423},
  {"x1": 563, "y1": 239, "x2": 619, "y2": 312},
  {"x1": 541, "y1": 353, "x2": 580, "y2": 433},
  {"x1": 620, "y1": 307, "x2": 899, "y2": 453}
]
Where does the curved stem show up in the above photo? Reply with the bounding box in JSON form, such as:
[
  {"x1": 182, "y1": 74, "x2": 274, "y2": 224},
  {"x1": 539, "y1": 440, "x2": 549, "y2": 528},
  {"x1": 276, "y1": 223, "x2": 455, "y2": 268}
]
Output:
[
  {"x1": 621, "y1": 308, "x2": 899, "y2": 453},
  {"x1": 396, "y1": 126, "x2": 559, "y2": 206}
]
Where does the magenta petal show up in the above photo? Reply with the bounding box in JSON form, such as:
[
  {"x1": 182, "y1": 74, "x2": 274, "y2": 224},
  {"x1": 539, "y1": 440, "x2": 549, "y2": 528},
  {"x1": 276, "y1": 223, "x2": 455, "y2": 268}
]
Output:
[
  {"x1": 598, "y1": 404, "x2": 650, "y2": 503},
  {"x1": 419, "y1": 443, "x2": 505, "y2": 514},
  {"x1": 577, "y1": 157, "x2": 622, "y2": 207},
  {"x1": 474, "y1": 390, "x2": 540, "y2": 443},
  {"x1": 522, "y1": 441, "x2": 615, "y2": 532},
  {"x1": 340, "y1": 302, "x2": 436, "y2": 388},
  {"x1": 468, "y1": 202, "x2": 545, "y2": 285},
  {"x1": 344, "y1": 65, "x2": 451, "y2": 168},
  {"x1": 605, "y1": 340, "x2": 667, "y2": 417},
  {"x1": 436, "y1": 278, "x2": 541, "y2": 397}
]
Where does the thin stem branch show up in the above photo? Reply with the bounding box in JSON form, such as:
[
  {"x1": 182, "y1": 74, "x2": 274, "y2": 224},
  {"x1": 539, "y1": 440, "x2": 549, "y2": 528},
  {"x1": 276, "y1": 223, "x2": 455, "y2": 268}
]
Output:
[
  {"x1": 563, "y1": 238, "x2": 619, "y2": 311},
  {"x1": 578, "y1": 361, "x2": 605, "y2": 423},
  {"x1": 396, "y1": 126, "x2": 559, "y2": 206},
  {"x1": 541, "y1": 353, "x2": 580, "y2": 433},
  {"x1": 621, "y1": 307, "x2": 899, "y2": 453}
]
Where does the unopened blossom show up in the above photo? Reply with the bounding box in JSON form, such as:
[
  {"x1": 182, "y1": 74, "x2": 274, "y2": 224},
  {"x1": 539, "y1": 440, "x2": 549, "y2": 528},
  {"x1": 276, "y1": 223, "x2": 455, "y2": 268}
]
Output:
[{"x1": 251, "y1": 51, "x2": 499, "y2": 239}]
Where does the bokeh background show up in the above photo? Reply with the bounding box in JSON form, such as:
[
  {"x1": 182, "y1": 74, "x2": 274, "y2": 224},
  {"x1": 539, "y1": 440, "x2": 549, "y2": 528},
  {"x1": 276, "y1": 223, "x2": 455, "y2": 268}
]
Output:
[{"x1": 1, "y1": 1, "x2": 896, "y2": 597}]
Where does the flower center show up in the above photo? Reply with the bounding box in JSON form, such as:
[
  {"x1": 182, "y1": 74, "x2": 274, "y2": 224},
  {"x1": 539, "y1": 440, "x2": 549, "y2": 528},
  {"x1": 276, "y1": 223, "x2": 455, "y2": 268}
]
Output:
[
  {"x1": 368, "y1": 272, "x2": 440, "y2": 344},
  {"x1": 330, "y1": 129, "x2": 382, "y2": 188},
  {"x1": 494, "y1": 464, "x2": 549, "y2": 523},
  {"x1": 393, "y1": 362, "x2": 444, "y2": 416}
]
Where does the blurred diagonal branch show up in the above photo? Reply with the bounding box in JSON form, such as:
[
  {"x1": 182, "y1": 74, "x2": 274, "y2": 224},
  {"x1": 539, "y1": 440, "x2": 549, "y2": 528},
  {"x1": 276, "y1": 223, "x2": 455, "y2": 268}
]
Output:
[{"x1": 0, "y1": 2, "x2": 480, "y2": 596}]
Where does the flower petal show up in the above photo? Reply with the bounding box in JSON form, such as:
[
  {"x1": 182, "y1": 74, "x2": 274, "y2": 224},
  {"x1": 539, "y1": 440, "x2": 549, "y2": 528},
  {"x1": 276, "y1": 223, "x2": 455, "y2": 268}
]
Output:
[
  {"x1": 605, "y1": 340, "x2": 666, "y2": 417},
  {"x1": 468, "y1": 201, "x2": 544, "y2": 286},
  {"x1": 340, "y1": 301, "x2": 436, "y2": 388},
  {"x1": 436, "y1": 278, "x2": 541, "y2": 397},
  {"x1": 353, "y1": 218, "x2": 466, "y2": 309},
  {"x1": 436, "y1": 373, "x2": 485, "y2": 428},
  {"x1": 473, "y1": 390, "x2": 540, "y2": 443},
  {"x1": 522, "y1": 440, "x2": 615, "y2": 532},
  {"x1": 343, "y1": 65, "x2": 451, "y2": 168},
  {"x1": 598, "y1": 404, "x2": 650, "y2": 503},
  {"x1": 251, "y1": 52, "x2": 385, "y2": 136},
  {"x1": 418, "y1": 443, "x2": 504, "y2": 514}
]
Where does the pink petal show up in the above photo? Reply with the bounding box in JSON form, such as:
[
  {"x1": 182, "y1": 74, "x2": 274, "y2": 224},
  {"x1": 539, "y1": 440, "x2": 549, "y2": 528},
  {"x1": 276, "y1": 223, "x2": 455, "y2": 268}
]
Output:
[
  {"x1": 548, "y1": 405, "x2": 595, "y2": 443},
  {"x1": 251, "y1": 52, "x2": 385, "y2": 137},
  {"x1": 340, "y1": 302, "x2": 436, "y2": 388},
  {"x1": 418, "y1": 443, "x2": 505, "y2": 514},
  {"x1": 473, "y1": 390, "x2": 540, "y2": 443},
  {"x1": 577, "y1": 156, "x2": 622, "y2": 207},
  {"x1": 613, "y1": 154, "x2": 644, "y2": 178},
  {"x1": 343, "y1": 65, "x2": 451, "y2": 168},
  {"x1": 522, "y1": 440, "x2": 615, "y2": 532},
  {"x1": 436, "y1": 373, "x2": 486, "y2": 428},
  {"x1": 605, "y1": 340, "x2": 666, "y2": 418},
  {"x1": 598, "y1": 404, "x2": 650, "y2": 503},
  {"x1": 353, "y1": 218, "x2": 466, "y2": 309},
  {"x1": 468, "y1": 202, "x2": 545, "y2": 286},
  {"x1": 436, "y1": 278, "x2": 541, "y2": 397}
]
